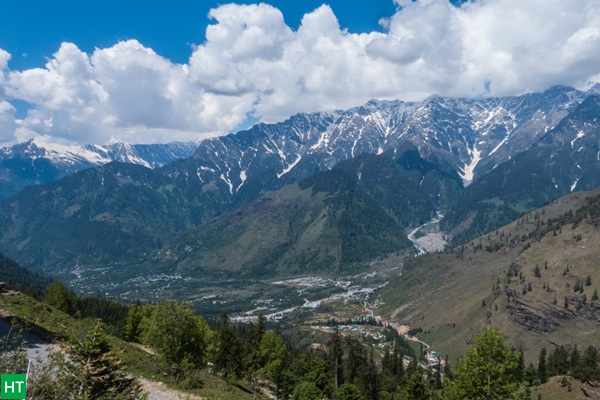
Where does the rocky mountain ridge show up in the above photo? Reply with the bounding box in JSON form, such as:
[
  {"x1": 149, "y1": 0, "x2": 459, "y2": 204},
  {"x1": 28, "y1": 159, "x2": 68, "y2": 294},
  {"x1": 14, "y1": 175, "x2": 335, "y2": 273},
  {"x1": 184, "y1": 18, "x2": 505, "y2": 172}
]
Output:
[
  {"x1": 1, "y1": 85, "x2": 600, "y2": 280},
  {"x1": 0, "y1": 139, "x2": 198, "y2": 200}
]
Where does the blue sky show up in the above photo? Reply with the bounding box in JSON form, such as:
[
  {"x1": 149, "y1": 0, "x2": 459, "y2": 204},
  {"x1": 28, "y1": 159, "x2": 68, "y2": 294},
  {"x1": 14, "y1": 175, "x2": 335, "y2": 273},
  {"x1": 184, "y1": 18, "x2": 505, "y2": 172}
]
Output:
[
  {"x1": 0, "y1": 0, "x2": 599, "y2": 145},
  {"x1": 1, "y1": 1, "x2": 406, "y2": 70}
]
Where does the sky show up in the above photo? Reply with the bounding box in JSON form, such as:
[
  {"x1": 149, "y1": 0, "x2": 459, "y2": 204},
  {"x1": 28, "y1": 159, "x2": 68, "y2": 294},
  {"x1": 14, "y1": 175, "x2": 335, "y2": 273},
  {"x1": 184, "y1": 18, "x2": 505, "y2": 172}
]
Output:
[{"x1": 0, "y1": 0, "x2": 599, "y2": 145}]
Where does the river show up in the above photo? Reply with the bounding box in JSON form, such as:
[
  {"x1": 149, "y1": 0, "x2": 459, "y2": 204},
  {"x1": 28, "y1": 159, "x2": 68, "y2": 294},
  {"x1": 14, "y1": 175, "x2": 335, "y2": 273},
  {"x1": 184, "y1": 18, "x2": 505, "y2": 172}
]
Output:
[{"x1": 407, "y1": 212, "x2": 447, "y2": 254}]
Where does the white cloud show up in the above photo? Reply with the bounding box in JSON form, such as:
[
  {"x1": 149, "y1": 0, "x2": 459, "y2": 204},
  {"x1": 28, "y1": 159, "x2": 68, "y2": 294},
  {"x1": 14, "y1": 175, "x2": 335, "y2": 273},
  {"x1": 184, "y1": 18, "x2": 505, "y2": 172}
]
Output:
[
  {"x1": 0, "y1": 101, "x2": 16, "y2": 143},
  {"x1": 1, "y1": 0, "x2": 600, "y2": 145}
]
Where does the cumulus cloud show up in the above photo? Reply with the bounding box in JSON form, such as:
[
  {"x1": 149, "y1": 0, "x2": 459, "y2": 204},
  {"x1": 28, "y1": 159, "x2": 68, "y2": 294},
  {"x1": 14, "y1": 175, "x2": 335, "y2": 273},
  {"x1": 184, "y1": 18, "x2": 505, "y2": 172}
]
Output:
[{"x1": 1, "y1": 0, "x2": 600, "y2": 145}]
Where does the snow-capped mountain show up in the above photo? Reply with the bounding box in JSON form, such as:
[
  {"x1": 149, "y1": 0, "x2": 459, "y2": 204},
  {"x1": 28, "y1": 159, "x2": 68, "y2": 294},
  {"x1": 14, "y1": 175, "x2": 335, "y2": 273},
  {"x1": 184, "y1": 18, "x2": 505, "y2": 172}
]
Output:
[
  {"x1": 0, "y1": 139, "x2": 198, "y2": 200},
  {"x1": 2, "y1": 85, "x2": 600, "y2": 277},
  {"x1": 163, "y1": 85, "x2": 593, "y2": 212}
]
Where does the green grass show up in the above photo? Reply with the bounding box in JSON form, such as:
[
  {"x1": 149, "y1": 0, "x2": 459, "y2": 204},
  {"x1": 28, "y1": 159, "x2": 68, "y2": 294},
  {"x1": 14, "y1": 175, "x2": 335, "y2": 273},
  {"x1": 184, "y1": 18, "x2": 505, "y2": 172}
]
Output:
[
  {"x1": 0, "y1": 291, "x2": 266, "y2": 399},
  {"x1": 533, "y1": 375, "x2": 592, "y2": 400}
]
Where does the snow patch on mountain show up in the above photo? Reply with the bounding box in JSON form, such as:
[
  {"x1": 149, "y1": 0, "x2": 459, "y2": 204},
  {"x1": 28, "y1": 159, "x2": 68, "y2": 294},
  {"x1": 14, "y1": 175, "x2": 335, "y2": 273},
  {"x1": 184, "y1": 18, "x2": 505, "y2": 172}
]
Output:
[
  {"x1": 459, "y1": 146, "x2": 481, "y2": 187},
  {"x1": 277, "y1": 155, "x2": 302, "y2": 179},
  {"x1": 570, "y1": 131, "x2": 585, "y2": 148},
  {"x1": 571, "y1": 178, "x2": 580, "y2": 192},
  {"x1": 236, "y1": 171, "x2": 247, "y2": 192}
]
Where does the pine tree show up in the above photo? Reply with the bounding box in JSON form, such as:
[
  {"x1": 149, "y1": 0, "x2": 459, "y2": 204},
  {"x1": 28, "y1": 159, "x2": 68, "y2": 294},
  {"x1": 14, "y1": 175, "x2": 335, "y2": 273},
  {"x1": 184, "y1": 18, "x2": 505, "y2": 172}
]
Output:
[
  {"x1": 329, "y1": 326, "x2": 343, "y2": 388},
  {"x1": 303, "y1": 357, "x2": 334, "y2": 398},
  {"x1": 404, "y1": 370, "x2": 430, "y2": 400},
  {"x1": 336, "y1": 383, "x2": 366, "y2": 400},
  {"x1": 365, "y1": 348, "x2": 380, "y2": 399},
  {"x1": 215, "y1": 311, "x2": 244, "y2": 380},
  {"x1": 435, "y1": 359, "x2": 443, "y2": 389},
  {"x1": 592, "y1": 289, "x2": 599, "y2": 302},
  {"x1": 381, "y1": 346, "x2": 393, "y2": 375},
  {"x1": 572, "y1": 346, "x2": 600, "y2": 382},
  {"x1": 392, "y1": 342, "x2": 404, "y2": 378},
  {"x1": 342, "y1": 336, "x2": 367, "y2": 386},
  {"x1": 523, "y1": 363, "x2": 537, "y2": 385},
  {"x1": 550, "y1": 346, "x2": 569, "y2": 376},
  {"x1": 69, "y1": 320, "x2": 144, "y2": 399},
  {"x1": 444, "y1": 355, "x2": 454, "y2": 381},
  {"x1": 514, "y1": 348, "x2": 525, "y2": 382},
  {"x1": 245, "y1": 313, "x2": 266, "y2": 379},
  {"x1": 585, "y1": 275, "x2": 592, "y2": 286},
  {"x1": 570, "y1": 345, "x2": 580, "y2": 370},
  {"x1": 538, "y1": 348, "x2": 548, "y2": 383}
]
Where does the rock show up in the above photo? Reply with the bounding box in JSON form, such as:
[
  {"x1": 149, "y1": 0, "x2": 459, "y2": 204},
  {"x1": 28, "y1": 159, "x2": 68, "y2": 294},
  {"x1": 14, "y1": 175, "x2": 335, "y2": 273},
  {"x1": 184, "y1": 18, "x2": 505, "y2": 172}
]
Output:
[
  {"x1": 507, "y1": 300, "x2": 563, "y2": 333},
  {"x1": 582, "y1": 386, "x2": 600, "y2": 399}
]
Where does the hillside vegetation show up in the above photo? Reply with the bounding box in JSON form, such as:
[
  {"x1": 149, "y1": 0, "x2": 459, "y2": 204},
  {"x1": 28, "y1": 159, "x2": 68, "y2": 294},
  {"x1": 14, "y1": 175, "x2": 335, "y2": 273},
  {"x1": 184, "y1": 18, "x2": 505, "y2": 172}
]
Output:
[
  {"x1": 173, "y1": 171, "x2": 411, "y2": 276},
  {"x1": 380, "y1": 187, "x2": 600, "y2": 364}
]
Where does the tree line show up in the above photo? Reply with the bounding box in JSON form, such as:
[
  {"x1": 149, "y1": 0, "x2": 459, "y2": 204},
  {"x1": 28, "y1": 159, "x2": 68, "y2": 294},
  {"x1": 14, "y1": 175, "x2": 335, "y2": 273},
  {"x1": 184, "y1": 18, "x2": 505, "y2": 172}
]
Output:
[{"x1": 2, "y1": 263, "x2": 600, "y2": 399}]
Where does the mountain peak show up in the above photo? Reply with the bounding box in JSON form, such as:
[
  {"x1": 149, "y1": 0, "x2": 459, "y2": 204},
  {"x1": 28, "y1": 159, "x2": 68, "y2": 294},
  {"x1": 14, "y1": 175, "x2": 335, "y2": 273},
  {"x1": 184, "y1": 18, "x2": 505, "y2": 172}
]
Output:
[
  {"x1": 0, "y1": 139, "x2": 198, "y2": 200},
  {"x1": 586, "y1": 82, "x2": 600, "y2": 95}
]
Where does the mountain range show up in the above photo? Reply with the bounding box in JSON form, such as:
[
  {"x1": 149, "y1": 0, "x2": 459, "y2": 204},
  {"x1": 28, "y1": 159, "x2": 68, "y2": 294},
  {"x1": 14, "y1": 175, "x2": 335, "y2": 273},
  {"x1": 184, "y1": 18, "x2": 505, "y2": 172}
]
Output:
[
  {"x1": 1, "y1": 85, "x2": 600, "y2": 283},
  {"x1": 0, "y1": 139, "x2": 198, "y2": 200}
]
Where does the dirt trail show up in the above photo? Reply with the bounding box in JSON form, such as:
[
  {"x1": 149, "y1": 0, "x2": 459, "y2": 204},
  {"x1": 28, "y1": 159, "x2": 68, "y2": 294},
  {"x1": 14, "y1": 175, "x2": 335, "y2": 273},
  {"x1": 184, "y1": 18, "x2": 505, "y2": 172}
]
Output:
[
  {"x1": 375, "y1": 310, "x2": 432, "y2": 352},
  {"x1": 140, "y1": 378, "x2": 204, "y2": 400}
]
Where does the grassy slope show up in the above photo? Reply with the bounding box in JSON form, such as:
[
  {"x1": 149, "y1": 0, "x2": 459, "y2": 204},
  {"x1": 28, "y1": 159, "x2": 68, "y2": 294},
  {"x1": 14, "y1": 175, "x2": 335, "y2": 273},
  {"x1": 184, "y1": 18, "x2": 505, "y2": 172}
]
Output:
[
  {"x1": 379, "y1": 188, "x2": 600, "y2": 364},
  {"x1": 534, "y1": 375, "x2": 600, "y2": 400},
  {"x1": 0, "y1": 291, "x2": 264, "y2": 400},
  {"x1": 173, "y1": 170, "x2": 412, "y2": 277}
]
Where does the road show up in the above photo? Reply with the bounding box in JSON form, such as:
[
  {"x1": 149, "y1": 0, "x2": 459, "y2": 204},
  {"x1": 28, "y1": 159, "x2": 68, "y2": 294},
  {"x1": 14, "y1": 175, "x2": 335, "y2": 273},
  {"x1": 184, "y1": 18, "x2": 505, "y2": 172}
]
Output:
[{"x1": 0, "y1": 318, "x2": 55, "y2": 367}]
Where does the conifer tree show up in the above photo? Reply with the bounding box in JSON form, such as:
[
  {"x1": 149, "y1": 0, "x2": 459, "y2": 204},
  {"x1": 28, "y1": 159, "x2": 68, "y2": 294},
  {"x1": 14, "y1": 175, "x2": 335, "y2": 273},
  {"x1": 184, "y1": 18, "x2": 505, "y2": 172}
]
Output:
[
  {"x1": 404, "y1": 370, "x2": 429, "y2": 400},
  {"x1": 69, "y1": 320, "x2": 144, "y2": 399},
  {"x1": 336, "y1": 383, "x2": 365, "y2": 400},
  {"x1": 570, "y1": 345, "x2": 580, "y2": 370},
  {"x1": 523, "y1": 363, "x2": 537, "y2": 385},
  {"x1": 303, "y1": 357, "x2": 334, "y2": 398},
  {"x1": 392, "y1": 342, "x2": 404, "y2": 378},
  {"x1": 572, "y1": 346, "x2": 600, "y2": 383},
  {"x1": 514, "y1": 348, "x2": 525, "y2": 382},
  {"x1": 215, "y1": 311, "x2": 244, "y2": 380},
  {"x1": 444, "y1": 355, "x2": 454, "y2": 382},
  {"x1": 381, "y1": 346, "x2": 392, "y2": 375},
  {"x1": 538, "y1": 348, "x2": 547, "y2": 383},
  {"x1": 329, "y1": 327, "x2": 343, "y2": 388}
]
